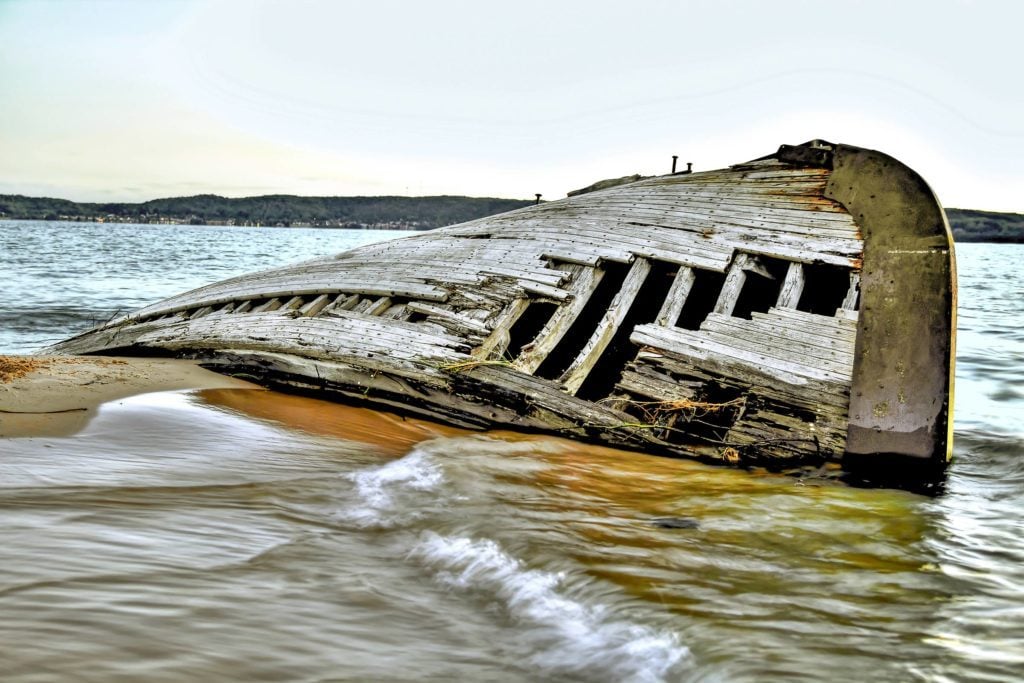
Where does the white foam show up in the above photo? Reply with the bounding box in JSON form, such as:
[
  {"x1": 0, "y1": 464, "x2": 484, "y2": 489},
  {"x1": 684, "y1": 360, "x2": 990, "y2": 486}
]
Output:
[
  {"x1": 338, "y1": 447, "x2": 445, "y2": 528},
  {"x1": 411, "y1": 531, "x2": 691, "y2": 683}
]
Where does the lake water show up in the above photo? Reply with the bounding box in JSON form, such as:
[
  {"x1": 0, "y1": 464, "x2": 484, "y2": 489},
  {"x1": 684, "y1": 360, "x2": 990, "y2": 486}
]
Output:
[{"x1": 1, "y1": 220, "x2": 1022, "y2": 682}]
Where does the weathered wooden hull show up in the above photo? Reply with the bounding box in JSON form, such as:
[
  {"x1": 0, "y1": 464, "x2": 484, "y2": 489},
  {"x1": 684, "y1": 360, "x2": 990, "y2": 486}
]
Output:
[{"x1": 48, "y1": 141, "x2": 956, "y2": 482}]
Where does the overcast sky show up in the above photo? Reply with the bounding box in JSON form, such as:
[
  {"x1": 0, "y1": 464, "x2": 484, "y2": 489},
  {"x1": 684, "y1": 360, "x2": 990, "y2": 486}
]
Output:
[{"x1": 1, "y1": 0, "x2": 1021, "y2": 211}]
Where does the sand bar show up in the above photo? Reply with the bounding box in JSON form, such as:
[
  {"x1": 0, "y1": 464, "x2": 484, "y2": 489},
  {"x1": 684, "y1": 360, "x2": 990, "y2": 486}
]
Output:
[{"x1": 0, "y1": 355, "x2": 260, "y2": 438}]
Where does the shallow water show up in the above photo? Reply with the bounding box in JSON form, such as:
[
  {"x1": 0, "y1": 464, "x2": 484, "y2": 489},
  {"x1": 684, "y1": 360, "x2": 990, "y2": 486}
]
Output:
[
  {"x1": 0, "y1": 220, "x2": 400, "y2": 353},
  {"x1": 1, "y1": 221, "x2": 1022, "y2": 681}
]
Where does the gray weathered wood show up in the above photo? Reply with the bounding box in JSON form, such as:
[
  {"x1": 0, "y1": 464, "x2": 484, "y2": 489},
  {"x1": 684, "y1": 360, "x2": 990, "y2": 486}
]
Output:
[
  {"x1": 561, "y1": 258, "x2": 652, "y2": 395},
  {"x1": 45, "y1": 142, "x2": 897, "y2": 472},
  {"x1": 516, "y1": 264, "x2": 605, "y2": 373},
  {"x1": 655, "y1": 266, "x2": 696, "y2": 326},
  {"x1": 476, "y1": 298, "x2": 530, "y2": 359},
  {"x1": 713, "y1": 254, "x2": 750, "y2": 316},
  {"x1": 406, "y1": 301, "x2": 491, "y2": 334},
  {"x1": 776, "y1": 262, "x2": 805, "y2": 308},
  {"x1": 253, "y1": 298, "x2": 282, "y2": 313},
  {"x1": 841, "y1": 272, "x2": 861, "y2": 310},
  {"x1": 299, "y1": 294, "x2": 332, "y2": 317}
]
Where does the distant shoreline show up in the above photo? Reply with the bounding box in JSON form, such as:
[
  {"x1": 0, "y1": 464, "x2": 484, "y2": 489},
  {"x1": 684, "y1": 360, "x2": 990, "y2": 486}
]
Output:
[
  {"x1": 0, "y1": 217, "x2": 432, "y2": 230},
  {"x1": 1, "y1": 193, "x2": 1021, "y2": 243},
  {"x1": 0, "y1": 193, "x2": 535, "y2": 231}
]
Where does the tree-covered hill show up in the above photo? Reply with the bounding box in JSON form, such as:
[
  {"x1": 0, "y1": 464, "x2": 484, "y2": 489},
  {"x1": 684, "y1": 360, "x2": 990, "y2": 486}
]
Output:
[
  {"x1": 0, "y1": 194, "x2": 535, "y2": 229},
  {"x1": 1, "y1": 193, "x2": 1021, "y2": 242},
  {"x1": 945, "y1": 208, "x2": 1024, "y2": 243}
]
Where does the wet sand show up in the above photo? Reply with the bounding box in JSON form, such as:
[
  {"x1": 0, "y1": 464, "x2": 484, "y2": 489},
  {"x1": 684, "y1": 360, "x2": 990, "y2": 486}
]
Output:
[{"x1": 0, "y1": 355, "x2": 259, "y2": 438}]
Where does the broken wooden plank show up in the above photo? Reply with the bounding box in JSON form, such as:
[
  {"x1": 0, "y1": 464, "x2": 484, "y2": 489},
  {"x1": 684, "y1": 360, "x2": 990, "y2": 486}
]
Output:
[
  {"x1": 252, "y1": 298, "x2": 283, "y2": 313},
  {"x1": 299, "y1": 294, "x2": 332, "y2": 317},
  {"x1": 189, "y1": 306, "x2": 214, "y2": 319},
  {"x1": 561, "y1": 258, "x2": 652, "y2": 395},
  {"x1": 406, "y1": 301, "x2": 491, "y2": 334},
  {"x1": 700, "y1": 313, "x2": 855, "y2": 360},
  {"x1": 841, "y1": 272, "x2": 861, "y2": 310},
  {"x1": 776, "y1": 262, "x2": 805, "y2": 308},
  {"x1": 282, "y1": 296, "x2": 305, "y2": 311},
  {"x1": 474, "y1": 297, "x2": 530, "y2": 360},
  {"x1": 655, "y1": 266, "x2": 696, "y2": 326},
  {"x1": 631, "y1": 323, "x2": 848, "y2": 384},
  {"x1": 713, "y1": 254, "x2": 749, "y2": 316},
  {"x1": 516, "y1": 264, "x2": 605, "y2": 374},
  {"x1": 328, "y1": 293, "x2": 361, "y2": 312}
]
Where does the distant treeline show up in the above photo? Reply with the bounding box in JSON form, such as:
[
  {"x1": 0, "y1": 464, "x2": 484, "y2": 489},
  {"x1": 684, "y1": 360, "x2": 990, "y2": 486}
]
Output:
[
  {"x1": 1, "y1": 193, "x2": 1021, "y2": 242},
  {"x1": 945, "y1": 208, "x2": 1024, "y2": 243},
  {"x1": 0, "y1": 194, "x2": 535, "y2": 229}
]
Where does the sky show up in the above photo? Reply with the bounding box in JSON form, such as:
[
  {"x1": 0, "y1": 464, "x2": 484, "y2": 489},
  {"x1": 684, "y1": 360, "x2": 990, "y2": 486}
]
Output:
[{"x1": 1, "y1": 0, "x2": 1021, "y2": 211}]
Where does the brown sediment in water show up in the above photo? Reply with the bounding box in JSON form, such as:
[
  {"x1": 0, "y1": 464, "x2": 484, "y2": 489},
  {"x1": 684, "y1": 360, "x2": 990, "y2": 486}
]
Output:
[
  {"x1": 200, "y1": 388, "x2": 469, "y2": 456},
  {"x1": 0, "y1": 355, "x2": 260, "y2": 438}
]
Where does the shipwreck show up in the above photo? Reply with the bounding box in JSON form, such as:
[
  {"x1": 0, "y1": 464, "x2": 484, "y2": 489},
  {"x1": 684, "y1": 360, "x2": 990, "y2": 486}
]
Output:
[{"x1": 49, "y1": 140, "x2": 957, "y2": 484}]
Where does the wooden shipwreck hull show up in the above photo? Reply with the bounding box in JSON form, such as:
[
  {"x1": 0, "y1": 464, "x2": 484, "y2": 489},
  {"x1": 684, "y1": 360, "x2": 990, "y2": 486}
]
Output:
[{"x1": 49, "y1": 141, "x2": 957, "y2": 481}]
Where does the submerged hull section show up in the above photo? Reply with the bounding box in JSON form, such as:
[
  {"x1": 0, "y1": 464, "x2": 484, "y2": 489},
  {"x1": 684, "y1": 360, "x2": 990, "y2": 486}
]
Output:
[{"x1": 49, "y1": 141, "x2": 956, "y2": 481}]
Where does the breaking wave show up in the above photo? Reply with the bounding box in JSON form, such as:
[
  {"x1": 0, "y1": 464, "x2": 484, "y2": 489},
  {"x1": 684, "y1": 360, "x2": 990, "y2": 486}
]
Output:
[
  {"x1": 409, "y1": 531, "x2": 692, "y2": 683},
  {"x1": 337, "y1": 446, "x2": 448, "y2": 529}
]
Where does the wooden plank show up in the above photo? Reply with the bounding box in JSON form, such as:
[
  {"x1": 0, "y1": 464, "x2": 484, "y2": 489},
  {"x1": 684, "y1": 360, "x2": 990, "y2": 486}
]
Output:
[
  {"x1": 616, "y1": 367, "x2": 702, "y2": 402},
  {"x1": 132, "y1": 278, "x2": 448, "y2": 319},
  {"x1": 700, "y1": 313, "x2": 855, "y2": 358},
  {"x1": 484, "y1": 226, "x2": 731, "y2": 272},
  {"x1": 485, "y1": 209, "x2": 862, "y2": 258},
  {"x1": 141, "y1": 312, "x2": 471, "y2": 363},
  {"x1": 496, "y1": 220, "x2": 739, "y2": 262},
  {"x1": 350, "y1": 296, "x2": 374, "y2": 313},
  {"x1": 690, "y1": 327, "x2": 855, "y2": 377},
  {"x1": 518, "y1": 280, "x2": 572, "y2": 301},
  {"x1": 330, "y1": 294, "x2": 361, "y2": 312},
  {"x1": 205, "y1": 302, "x2": 236, "y2": 318},
  {"x1": 465, "y1": 365, "x2": 661, "y2": 441},
  {"x1": 634, "y1": 345, "x2": 850, "y2": 412},
  {"x1": 631, "y1": 325, "x2": 851, "y2": 410},
  {"x1": 560, "y1": 258, "x2": 652, "y2": 395},
  {"x1": 539, "y1": 251, "x2": 602, "y2": 267},
  {"x1": 592, "y1": 191, "x2": 849, "y2": 215},
  {"x1": 631, "y1": 323, "x2": 848, "y2": 384},
  {"x1": 475, "y1": 298, "x2": 530, "y2": 359},
  {"x1": 282, "y1": 296, "x2": 305, "y2": 311},
  {"x1": 380, "y1": 303, "x2": 411, "y2": 320},
  {"x1": 703, "y1": 234, "x2": 861, "y2": 267},
  {"x1": 655, "y1": 266, "x2": 695, "y2": 326},
  {"x1": 713, "y1": 254, "x2": 749, "y2": 316},
  {"x1": 252, "y1": 298, "x2": 282, "y2": 313},
  {"x1": 776, "y1": 262, "x2": 805, "y2": 308},
  {"x1": 762, "y1": 306, "x2": 858, "y2": 332},
  {"x1": 516, "y1": 265, "x2": 605, "y2": 374},
  {"x1": 299, "y1": 294, "x2": 331, "y2": 317},
  {"x1": 841, "y1": 272, "x2": 861, "y2": 310},
  {"x1": 406, "y1": 301, "x2": 491, "y2": 334},
  {"x1": 525, "y1": 201, "x2": 853, "y2": 236},
  {"x1": 364, "y1": 296, "x2": 394, "y2": 316},
  {"x1": 554, "y1": 196, "x2": 858, "y2": 230}
]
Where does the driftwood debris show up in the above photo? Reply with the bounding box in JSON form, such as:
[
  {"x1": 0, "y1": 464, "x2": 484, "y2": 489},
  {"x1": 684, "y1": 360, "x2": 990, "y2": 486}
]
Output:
[{"x1": 48, "y1": 141, "x2": 956, "y2": 483}]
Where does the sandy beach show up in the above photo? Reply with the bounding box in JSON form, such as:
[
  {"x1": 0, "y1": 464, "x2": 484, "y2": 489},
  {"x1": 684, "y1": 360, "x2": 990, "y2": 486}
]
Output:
[{"x1": 0, "y1": 355, "x2": 259, "y2": 438}]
